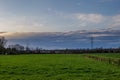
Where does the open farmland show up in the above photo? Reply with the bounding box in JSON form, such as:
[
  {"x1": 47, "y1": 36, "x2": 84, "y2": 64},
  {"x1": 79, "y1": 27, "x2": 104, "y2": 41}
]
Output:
[{"x1": 0, "y1": 54, "x2": 120, "y2": 80}]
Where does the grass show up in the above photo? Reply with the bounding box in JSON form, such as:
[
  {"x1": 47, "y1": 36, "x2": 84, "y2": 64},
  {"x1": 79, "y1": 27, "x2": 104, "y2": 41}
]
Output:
[
  {"x1": 91, "y1": 53, "x2": 120, "y2": 58},
  {"x1": 0, "y1": 54, "x2": 120, "y2": 80}
]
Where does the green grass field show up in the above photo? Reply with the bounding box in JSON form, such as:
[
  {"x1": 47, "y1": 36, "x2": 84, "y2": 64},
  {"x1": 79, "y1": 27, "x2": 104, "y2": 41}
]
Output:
[{"x1": 0, "y1": 54, "x2": 120, "y2": 80}]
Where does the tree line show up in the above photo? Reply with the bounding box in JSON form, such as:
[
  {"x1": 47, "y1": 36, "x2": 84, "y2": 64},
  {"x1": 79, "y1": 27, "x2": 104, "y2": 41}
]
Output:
[{"x1": 0, "y1": 36, "x2": 120, "y2": 55}]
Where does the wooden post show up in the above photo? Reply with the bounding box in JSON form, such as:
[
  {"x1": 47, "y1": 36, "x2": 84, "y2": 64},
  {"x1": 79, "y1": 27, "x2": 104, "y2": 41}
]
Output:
[
  {"x1": 108, "y1": 58, "x2": 111, "y2": 64},
  {"x1": 118, "y1": 59, "x2": 120, "y2": 66}
]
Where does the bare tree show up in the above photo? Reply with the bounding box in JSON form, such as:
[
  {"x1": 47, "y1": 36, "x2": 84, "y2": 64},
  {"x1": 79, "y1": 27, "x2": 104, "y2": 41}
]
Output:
[
  {"x1": 0, "y1": 36, "x2": 7, "y2": 54},
  {"x1": 0, "y1": 36, "x2": 7, "y2": 48},
  {"x1": 8, "y1": 44, "x2": 24, "y2": 51}
]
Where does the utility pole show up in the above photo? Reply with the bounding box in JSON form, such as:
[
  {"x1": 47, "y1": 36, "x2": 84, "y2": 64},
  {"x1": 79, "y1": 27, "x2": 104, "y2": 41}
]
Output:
[
  {"x1": 26, "y1": 42, "x2": 30, "y2": 51},
  {"x1": 91, "y1": 36, "x2": 94, "y2": 49}
]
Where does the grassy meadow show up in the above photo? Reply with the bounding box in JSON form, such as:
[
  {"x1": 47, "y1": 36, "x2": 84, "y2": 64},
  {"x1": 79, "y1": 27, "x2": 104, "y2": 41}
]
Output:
[{"x1": 0, "y1": 54, "x2": 120, "y2": 80}]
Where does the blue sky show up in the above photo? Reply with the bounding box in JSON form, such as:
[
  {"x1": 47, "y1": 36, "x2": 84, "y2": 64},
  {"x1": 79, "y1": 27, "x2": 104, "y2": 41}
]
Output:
[{"x1": 0, "y1": 0, "x2": 120, "y2": 32}]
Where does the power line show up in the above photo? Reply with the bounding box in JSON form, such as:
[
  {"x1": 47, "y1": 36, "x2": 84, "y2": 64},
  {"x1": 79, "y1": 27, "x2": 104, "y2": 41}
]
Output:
[{"x1": 91, "y1": 36, "x2": 94, "y2": 49}]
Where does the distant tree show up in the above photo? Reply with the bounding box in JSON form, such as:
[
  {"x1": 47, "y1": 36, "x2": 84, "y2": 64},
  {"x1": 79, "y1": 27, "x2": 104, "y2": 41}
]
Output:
[
  {"x1": 8, "y1": 44, "x2": 24, "y2": 51},
  {"x1": 8, "y1": 44, "x2": 24, "y2": 55},
  {"x1": 0, "y1": 36, "x2": 7, "y2": 54},
  {"x1": 0, "y1": 36, "x2": 7, "y2": 48}
]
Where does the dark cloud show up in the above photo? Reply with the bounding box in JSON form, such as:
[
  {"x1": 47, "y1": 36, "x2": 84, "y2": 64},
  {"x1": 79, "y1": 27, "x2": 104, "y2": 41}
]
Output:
[
  {"x1": 4, "y1": 30, "x2": 120, "y2": 49},
  {"x1": 0, "y1": 32, "x2": 6, "y2": 34}
]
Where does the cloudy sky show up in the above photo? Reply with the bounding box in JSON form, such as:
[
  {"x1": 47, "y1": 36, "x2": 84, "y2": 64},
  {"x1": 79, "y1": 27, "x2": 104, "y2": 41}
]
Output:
[
  {"x1": 0, "y1": 30, "x2": 120, "y2": 49},
  {"x1": 0, "y1": 0, "x2": 120, "y2": 32},
  {"x1": 0, "y1": 0, "x2": 120, "y2": 49}
]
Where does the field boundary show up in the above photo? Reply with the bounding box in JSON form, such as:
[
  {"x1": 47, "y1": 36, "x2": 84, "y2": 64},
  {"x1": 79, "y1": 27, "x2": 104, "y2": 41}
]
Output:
[{"x1": 84, "y1": 54, "x2": 120, "y2": 66}]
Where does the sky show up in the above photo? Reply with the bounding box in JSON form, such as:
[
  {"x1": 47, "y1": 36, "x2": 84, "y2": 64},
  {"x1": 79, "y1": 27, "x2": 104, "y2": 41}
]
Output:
[
  {"x1": 0, "y1": 0, "x2": 120, "y2": 32},
  {"x1": 0, "y1": 0, "x2": 120, "y2": 49},
  {"x1": 0, "y1": 30, "x2": 120, "y2": 49}
]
